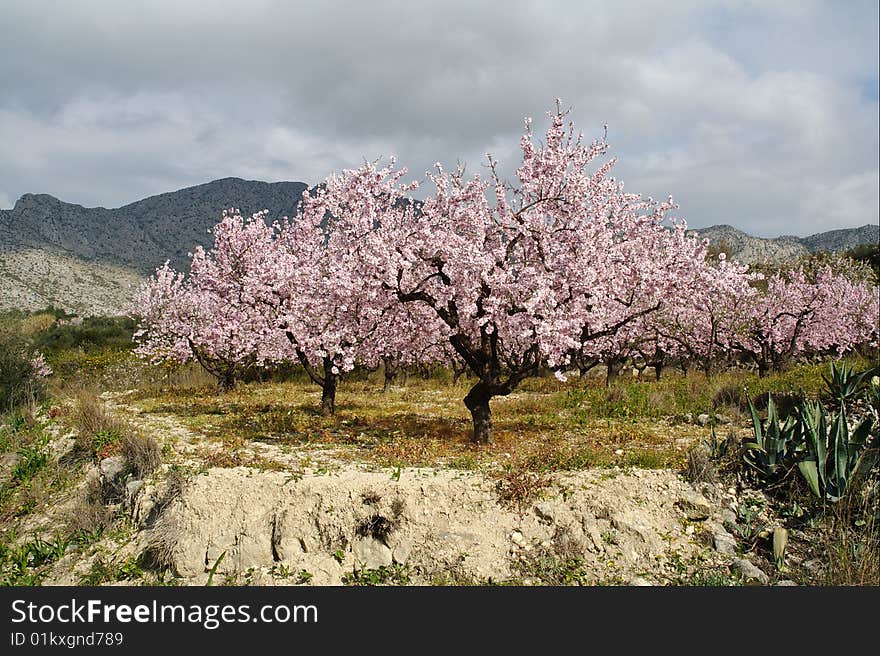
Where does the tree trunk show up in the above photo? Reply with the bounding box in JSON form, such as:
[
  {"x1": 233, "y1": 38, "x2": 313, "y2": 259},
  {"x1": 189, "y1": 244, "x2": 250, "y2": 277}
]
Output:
[
  {"x1": 382, "y1": 356, "x2": 397, "y2": 392},
  {"x1": 653, "y1": 363, "x2": 662, "y2": 381},
  {"x1": 321, "y1": 357, "x2": 337, "y2": 416},
  {"x1": 464, "y1": 382, "x2": 493, "y2": 444},
  {"x1": 218, "y1": 368, "x2": 236, "y2": 392},
  {"x1": 605, "y1": 359, "x2": 623, "y2": 387}
]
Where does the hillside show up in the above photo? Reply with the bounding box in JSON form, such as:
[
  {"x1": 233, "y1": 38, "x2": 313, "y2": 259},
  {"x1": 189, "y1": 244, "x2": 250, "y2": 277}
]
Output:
[
  {"x1": 0, "y1": 178, "x2": 308, "y2": 314},
  {"x1": 688, "y1": 223, "x2": 879, "y2": 265},
  {"x1": 0, "y1": 179, "x2": 876, "y2": 316}
]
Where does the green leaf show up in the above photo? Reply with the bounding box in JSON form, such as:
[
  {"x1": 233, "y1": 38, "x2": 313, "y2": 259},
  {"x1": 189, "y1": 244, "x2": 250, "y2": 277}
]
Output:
[
  {"x1": 747, "y1": 397, "x2": 763, "y2": 448},
  {"x1": 798, "y1": 459, "x2": 821, "y2": 498},
  {"x1": 206, "y1": 550, "x2": 226, "y2": 587}
]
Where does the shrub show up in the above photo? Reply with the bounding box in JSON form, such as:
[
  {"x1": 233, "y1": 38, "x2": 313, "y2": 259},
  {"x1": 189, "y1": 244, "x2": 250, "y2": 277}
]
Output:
[
  {"x1": 65, "y1": 477, "x2": 114, "y2": 543},
  {"x1": 0, "y1": 336, "x2": 50, "y2": 411},
  {"x1": 70, "y1": 391, "x2": 130, "y2": 458},
  {"x1": 120, "y1": 432, "x2": 161, "y2": 479}
]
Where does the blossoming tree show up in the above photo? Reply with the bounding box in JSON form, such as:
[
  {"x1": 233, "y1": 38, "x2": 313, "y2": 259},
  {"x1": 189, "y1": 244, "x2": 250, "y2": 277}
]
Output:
[{"x1": 312, "y1": 103, "x2": 713, "y2": 442}]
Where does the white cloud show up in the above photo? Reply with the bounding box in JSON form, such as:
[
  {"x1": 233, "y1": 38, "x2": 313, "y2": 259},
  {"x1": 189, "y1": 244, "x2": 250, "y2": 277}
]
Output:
[{"x1": 0, "y1": 0, "x2": 876, "y2": 236}]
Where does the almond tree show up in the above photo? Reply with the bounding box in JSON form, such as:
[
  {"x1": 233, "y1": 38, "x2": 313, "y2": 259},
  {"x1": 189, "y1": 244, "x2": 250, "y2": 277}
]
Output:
[
  {"x1": 649, "y1": 253, "x2": 758, "y2": 378},
  {"x1": 314, "y1": 103, "x2": 713, "y2": 443},
  {"x1": 729, "y1": 266, "x2": 879, "y2": 376},
  {"x1": 131, "y1": 210, "x2": 284, "y2": 390}
]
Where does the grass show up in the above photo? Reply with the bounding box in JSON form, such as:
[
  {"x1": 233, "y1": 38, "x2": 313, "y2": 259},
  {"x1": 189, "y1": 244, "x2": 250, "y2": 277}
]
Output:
[
  {"x1": 119, "y1": 360, "x2": 855, "y2": 476},
  {"x1": 342, "y1": 563, "x2": 412, "y2": 586},
  {"x1": 0, "y1": 532, "x2": 71, "y2": 585}
]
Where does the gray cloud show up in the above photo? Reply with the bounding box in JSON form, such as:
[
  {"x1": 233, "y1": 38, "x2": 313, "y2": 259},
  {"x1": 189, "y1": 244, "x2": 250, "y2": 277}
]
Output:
[{"x1": 0, "y1": 0, "x2": 877, "y2": 236}]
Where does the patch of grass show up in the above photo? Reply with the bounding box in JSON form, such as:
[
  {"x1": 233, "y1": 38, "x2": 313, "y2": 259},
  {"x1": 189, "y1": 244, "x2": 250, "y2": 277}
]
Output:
[
  {"x1": 79, "y1": 555, "x2": 145, "y2": 585},
  {"x1": 661, "y1": 552, "x2": 744, "y2": 587},
  {"x1": 815, "y1": 501, "x2": 879, "y2": 585},
  {"x1": 494, "y1": 468, "x2": 549, "y2": 511},
  {"x1": 124, "y1": 359, "x2": 845, "y2": 477},
  {"x1": 342, "y1": 563, "x2": 411, "y2": 586},
  {"x1": 11, "y1": 434, "x2": 50, "y2": 485},
  {"x1": 0, "y1": 532, "x2": 71, "y2": 586},
  {"x1": 65, "y1": 477, "x2": 115, "y2": 544},
  {"x1": 120, "y1": 432, "x2": 160, "y2": 479},
  {"x1": 70, "y1": 390, "x2": 131, "y2": 459},
  {"x1": 508, "y1": 526, "x2": 593, "y2": 585},
  {"x1": 509, "y1": 551, "x2": 592, "y2": 586}
]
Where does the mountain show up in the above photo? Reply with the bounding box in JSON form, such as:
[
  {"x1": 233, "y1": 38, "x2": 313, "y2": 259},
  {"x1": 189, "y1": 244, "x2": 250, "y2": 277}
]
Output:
[
  {"x1": 0, "y1": 178, "x2": 308, "y2": 315},
  {"x1": 688, "y1": 223, "x2": 879, "y2": 265},
  {"x1": 0, "y1": 179, "x2": 877, "y2": 316}
]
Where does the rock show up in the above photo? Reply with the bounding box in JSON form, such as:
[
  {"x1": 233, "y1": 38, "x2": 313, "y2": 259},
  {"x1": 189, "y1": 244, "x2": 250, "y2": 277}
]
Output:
[
  {"x1": 611, "y1": 512, "x2": 664, "y2": 558},
  {"x1": 683, "y1": 413, "x2": 694, "y2": 424},
  {"x1": 719, "y1": 509, "x2": 737, "y2": 527},
  {"x1": 585, "y1": 525, "x2": 605, "y2": 553},
  {"x1": 733, "y1": 558, "x2": 769, "y2": 584},
  {"x1": 99, "y1": 456, "x2": 126, "y2": 483},
  {"x1": 510, "y1": 531, "x2": 526, "y2": 547},
  {"x1": 714, "y1": 414, "x2": 732, "y2": 425},
  {"x1": 628, "y1": 576, "x2": 653, "y2": 586},
  {"x1": 775, "y1": 580, "x2": 797, "y2": 586},
  {"x1": 99, "y1": 456, "x2": 127, "y2": 501},
  {"x1": 0, "y1": 453, "x2": 21, "y2": 488},
  {"x1": 352, "y1": 538, "x2": 393, "y2": 569},
  {"x1": 534, "y1": 503, "x2": 554, "y2": 522},
  {"x1": 676, "y1": 492, "x2": 712, "y2": 521},
  {"x1": 125, "y1": 479, "x2": 144, "y2": 499},
  {"x1": 392, "y1": 538, "x2": 413, "y2": 565},
  {"x1": 697, "y1": 413, "x2": 711, "y2": 426},
  {"x1": 713, "y1": 530, "x2": 738, "y2": 557}
]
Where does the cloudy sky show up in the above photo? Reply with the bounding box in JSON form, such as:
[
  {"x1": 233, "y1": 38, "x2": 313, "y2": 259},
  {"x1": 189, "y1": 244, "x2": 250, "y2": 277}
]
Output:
[{"x1": 0, "y1": 0, "x2": 877, "y2": 236}]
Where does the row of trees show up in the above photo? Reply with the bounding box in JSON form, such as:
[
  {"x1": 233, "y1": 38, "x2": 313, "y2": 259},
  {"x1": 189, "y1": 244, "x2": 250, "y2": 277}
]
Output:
[{"x1": 132, "y1": 102, "x2": 879, "y2": 443}]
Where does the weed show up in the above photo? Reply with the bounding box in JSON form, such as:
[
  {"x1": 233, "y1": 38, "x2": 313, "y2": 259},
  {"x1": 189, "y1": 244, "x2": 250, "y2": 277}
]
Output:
[
  {"x1": 120, "y1": 432, "x2": 160, "y2": 479},
  {"x1": 494, "y1": 468, "x2": 549, "y2": 511},
  {"x1": 342, "y1": 563, "x2": 411, "y2": 586}
]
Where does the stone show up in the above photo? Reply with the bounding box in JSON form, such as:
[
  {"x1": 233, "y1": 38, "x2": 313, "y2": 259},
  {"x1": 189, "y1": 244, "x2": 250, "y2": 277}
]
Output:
[
  {"x1": 713, "y1": 530, "x2": 738, "y2": 557},
  {"x1": 676, "y1": 492, "x2": 712, "y2": 521},
  {"x1": 535, "y1": 503, "x2": 554, "y2": 522},
  {"x1": 775, "y1": 580, "x2": 797, "y2": 586},
  {"x1": 392, "y1": 538, "x2": 413, "y2": 565},
  {"x1": 125, "y1": 479, "x2": 144, "y2": 499},
  {"x1": 586, "y1": 525, "x2": 605, "y2": 553},
  {"x1": 697, "y1": 414, "x2": 711, "y2": 427},
  {"x1": 733, "y1": 558, "x2": 769, "y2": 584},
  {"x1": 510, "y1": 531, "x2": 526, "y2": 547},
  {"x1": 99, "y1": 456, "x2": 126, "y2": 482},
  {"x1": 714, "y1": 414, "x2": 732, "y2": 425},
  {"x1": 628, "y1": 576, "x2": 653, "y2": 586},
  {"x1": 352, "y1": 537, "x2": 393, "y2": 569}
]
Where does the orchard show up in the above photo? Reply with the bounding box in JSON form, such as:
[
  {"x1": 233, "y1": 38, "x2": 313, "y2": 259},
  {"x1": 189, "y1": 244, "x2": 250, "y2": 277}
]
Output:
[{"x1": 131, "y1": 103, "x2": 880, "y2": 444}]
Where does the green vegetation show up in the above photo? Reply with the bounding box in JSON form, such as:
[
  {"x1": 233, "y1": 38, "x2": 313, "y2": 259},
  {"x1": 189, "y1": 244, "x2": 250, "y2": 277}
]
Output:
[
  {"x1": 0, "y1": 532, "x2": 71, "y2": 585},
  {"x1": 342, "y1": 563, "x2": 411, "y2": 586},
  {"x1": 36, "y1": 316, "x2": 136, "y2": 355},
  {"x1": 742, "y1": 362, "x2": 879, "y2": 506}
]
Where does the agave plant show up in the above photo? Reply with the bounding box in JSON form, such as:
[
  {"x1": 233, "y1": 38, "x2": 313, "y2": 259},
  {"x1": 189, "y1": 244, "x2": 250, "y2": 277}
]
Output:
[
  {"x1": 821, "y1": 361, "x2": 879, "y2": 405},
  {"x1": 797, "y1": 400, "x2": 878, "y2": 502},
  {"x1": 743, "y1": 395, "x2": 802, "y2": 486}
]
